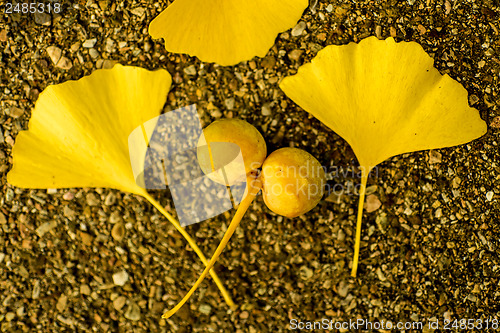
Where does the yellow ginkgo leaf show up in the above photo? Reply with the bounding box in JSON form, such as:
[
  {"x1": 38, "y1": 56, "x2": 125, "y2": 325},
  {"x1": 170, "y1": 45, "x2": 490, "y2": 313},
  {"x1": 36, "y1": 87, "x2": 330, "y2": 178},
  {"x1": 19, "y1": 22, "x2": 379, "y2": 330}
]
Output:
[
  {"x1": 7, "y1": 64, "x2": 235, "y2": 308},
  {"x1": 149, "y1": 0, "x2": 308, "y2": 66},
  {"x1": 8, "y1": 64, "x2": 170, "y2": 193},
  {"x1": 280, "y1": 36, "x2": 487, "y2": 277}
]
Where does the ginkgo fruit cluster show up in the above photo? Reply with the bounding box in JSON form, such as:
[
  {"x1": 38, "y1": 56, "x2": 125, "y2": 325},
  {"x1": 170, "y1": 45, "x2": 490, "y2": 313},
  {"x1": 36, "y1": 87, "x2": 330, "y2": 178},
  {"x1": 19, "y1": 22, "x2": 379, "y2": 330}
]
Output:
[
  {"x1": 162, "y1": 118, "x2": 326, "y2": 319},
  {"x1": 198, "y1": 118, "x2": 326, "y2": 217}
]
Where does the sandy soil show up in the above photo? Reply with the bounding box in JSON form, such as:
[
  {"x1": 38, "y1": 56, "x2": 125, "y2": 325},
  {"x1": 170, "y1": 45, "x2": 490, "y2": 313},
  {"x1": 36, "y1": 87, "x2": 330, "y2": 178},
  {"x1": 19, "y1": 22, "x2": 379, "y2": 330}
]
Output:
[{"x1": 0, "y1": 0, "x2": 499, "y2": 332}]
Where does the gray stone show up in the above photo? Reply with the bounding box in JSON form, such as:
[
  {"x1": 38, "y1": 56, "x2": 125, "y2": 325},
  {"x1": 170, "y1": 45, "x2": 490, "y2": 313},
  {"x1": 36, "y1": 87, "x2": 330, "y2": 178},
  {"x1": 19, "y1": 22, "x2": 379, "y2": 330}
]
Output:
[
  {"x1": 124, "y1": 302, "x2": 141, "y2": 321},
  {"x1": 46, "y1": 46, "x2": 62, "y2": 65},
  {"x1": 291, "y1": 21, "x2": 307, "y2": 36},
  {"x1": 112, "y1": 270, "x2": 129, "y2": 286},
  {"x1": 83, "y1": 38, "x2": 97, "y2": 48},
  {"x1": 184, "y1": 65, "x2": 197, "y2": 75}
]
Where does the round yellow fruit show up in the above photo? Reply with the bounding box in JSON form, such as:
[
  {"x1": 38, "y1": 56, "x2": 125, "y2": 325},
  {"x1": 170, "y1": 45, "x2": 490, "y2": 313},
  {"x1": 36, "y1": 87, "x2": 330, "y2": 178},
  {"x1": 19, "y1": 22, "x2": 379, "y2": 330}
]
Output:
[
  {"x1": 197, "y1": 119, "x2": 267, "y2": 185},
  {"x1": 261, "y1": 148, "x2": 325, "y2": 218}
]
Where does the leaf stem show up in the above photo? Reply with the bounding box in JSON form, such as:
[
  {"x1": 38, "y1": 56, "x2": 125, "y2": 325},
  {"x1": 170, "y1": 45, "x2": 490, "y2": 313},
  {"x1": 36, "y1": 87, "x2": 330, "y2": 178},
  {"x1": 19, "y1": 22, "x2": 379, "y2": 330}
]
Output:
[
  {"x1": 351, "y1": 169, "x2": 368, "y2": 277},
  {"x1": 162, "y1": 176, "x2": 262, "y2": 319},
  {"x1": 142, "y1": 192, "x2": 236, "y2": 310}
]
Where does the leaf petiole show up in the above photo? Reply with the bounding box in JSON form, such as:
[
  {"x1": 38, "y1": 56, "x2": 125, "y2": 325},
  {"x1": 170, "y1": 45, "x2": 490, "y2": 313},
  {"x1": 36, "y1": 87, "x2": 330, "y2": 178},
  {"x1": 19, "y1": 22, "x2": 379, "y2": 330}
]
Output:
[
  {"x1": 351, "y1": 169, "x2": 369, "y2": 277},
  {"x1": 162, "y1": 176, "x2": 263, "y2": 319},
  {"x1": 142, "y1": 192, "x2": 236, "y2": 310}
]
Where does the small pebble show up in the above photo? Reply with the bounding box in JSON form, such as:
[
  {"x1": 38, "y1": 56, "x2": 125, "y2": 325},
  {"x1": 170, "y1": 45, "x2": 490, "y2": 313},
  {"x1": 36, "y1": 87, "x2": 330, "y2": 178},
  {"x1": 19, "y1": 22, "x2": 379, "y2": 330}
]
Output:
[
  {"x1": 199, "y1": 304, "x2": 212, "y2": 315},
  {"x1": 35, "y1": 221, "x2": 57, "y2": 237},
  {"x1": 490, "y1": 116, "x2": 500, "y2": 128},
  {"x1": 131, "y1": 7, "x2": 145, "y2": 17},
  {"x1": 63, "y1": 191, "x2": 75, "y2": 201},
  {"x1": 70, "y1": 42, "x2": 81, "y2": 52},
  {"x1": 79, "y1": 232, "x2": 93, "y2": 246},
  {"x1": 429, "y1": 150, "x2": 442, "y2": 164},
  {"x1": 83, "y1": 38, "x2": 97, "y2": 48},
  {"x1": 365, "y1": 194, "x2": 382, "y2": 213},
  {"x1": 309, "y1": 0, "x2": 318, "y2": 13},
  {"x1": 102, "y1": 60, "x2": 117, "y2": 69},
  {"x1": 390, "y1": 26, "x2": 397, "y2": 37},
  {"x1": 184, "y1": 65, "x2": 197, "y2": 75},
  {"x1": 337, "y1": 229, "x2": 345, "y2": 241},
  {"x1": 469, "y1": 94, "x2": 480, "y2": 105},
  {"x1": 113, "y1": 296, "x2": 127, "y2": 310},
  {"x1": 112, "y1": 271, "x2": 129, "y2": 286},
  {"x1": 5, "y1": 312, "x2": 15, "y2": 322},
  {"x1": 316, "y1": 32, "x2": 327, "y2": 42},
  {"x1": 111, "y1": 223, "x2": 125, "y2": 241},
  {"x1": 109, "y1": 211, "x2": 123, "y2": 224},
  {"x1": 337, "y1": 281, "x2": 349, "y2": 297},
  {"x1": 376, "y1": 268, "x2": 387, "y2": 281},
  {"x1": 261, "y1": 55, "x2": 276, "y2": 69},
  {"x1": 299, "y1": 266, "x2": 313, "y2": 280},
  {"x1": 210, "y1": 109, "x2": 222, "y2": 118},
  {"x1": 224, "y1": 98, "x2": 235, "y2": 110},
  {"x1": 86, "y1": 193, "x2": 100, "y2": 206},
  {"x1": 105, "y1": 38, "x2": 116, "y2": 53},
  {"x1": 56, "y1": 294, "x2": 67, "y2": 312},
  {"x1": 46, "y1": 46, "x2": 62, "y2": 65},
  {"x1": 417, "y1": 24, "x2": 426, "y2": 35},
  {"x1": 486, "y1": 191, "x2": 493, "y2": 201},
  {"x1": 80, "y1": 284, "x2": 91, "y2": 295},
  {"x1": 32, "y1": 280, "x2": 41, "y2": 299},
  {"x1": 288, "y1": 49, "x2": 304, "y2": 61},
  {"x1": 89, "y1": 48, "x2": 100, "y2": 59},
  {"x1": 104, "y1": 192, "x2": 116, "y2": 205},
  {"x1": 124, "y1": 302, "x2": 141, "y2": 321},
  {"x1": 485, "y1": 48, "x2": 495, "y2": 57},
  {"x1": 5, "y1": 188, "x2": 14, "y2": 202},
  {"x1": 63, "y1": 206, "x2": 76, "y2": 219},
  {"x1": 5, "y1": 135, "x2": 14, "y2": 147},
  {"x1": 445, "y1": 0, "x2": 452, "y2": 14},
  {"x1": 8, "y1": 107, "x2": 24, "y2": 118},
  {"x1": 57, "y1": 57, "x2": 73, "y2": 70},
  {"x1": 261, "y1": 104, "x2": 272, "y2": 116},
  {"x1": 291, "y1": 21, "x2": 307, "y2": 36}
]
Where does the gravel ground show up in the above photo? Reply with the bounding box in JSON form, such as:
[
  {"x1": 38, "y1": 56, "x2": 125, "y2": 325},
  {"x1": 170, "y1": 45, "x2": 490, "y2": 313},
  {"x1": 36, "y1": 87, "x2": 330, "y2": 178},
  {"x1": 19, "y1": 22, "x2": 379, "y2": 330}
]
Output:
[{"x1": 1, "y1": 0, "x2": 499, "y2": 332}]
